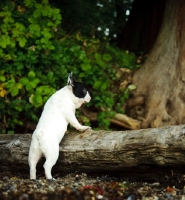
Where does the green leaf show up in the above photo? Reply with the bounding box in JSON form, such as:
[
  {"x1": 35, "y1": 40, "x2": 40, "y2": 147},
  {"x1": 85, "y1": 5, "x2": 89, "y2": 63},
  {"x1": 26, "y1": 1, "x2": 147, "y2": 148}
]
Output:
[
  {"x1": 8, "y1": 130, "x2": 14, "y2": 134},
  {"x1": 100, "y1": 80, "x2": 110, "y2": 91},
  {"x1": 1, "y1": 129, "x2": 6, "y2": 134},
  {"x1": 98, "y1": 60, "x2": 106, "y2": 68},
  {"x1": 42, "y1": 0, "x2": 49, "y2": 4},
  {"x1": 80, "y1": 63, "x2": 91, "y2": 71},
  {"x1": 35, "y1": 94, "x2": 42, "y2": 105},
  {"x1": 124, "y1": 89, "x2": 130, "y2": 99},
  {"x1": 4, "y1": 54, "x2": 12, "y2": 60},
  {"x1": 19, "y1": 38, "x2": 27, "y2": 47},
  {"x1": 28, "y1": 71, "x2": 36, "y2": 79},
  {"x1": 24, "y1": 0, "x2": 33, "y2": 7},
  {"x1": 42, "y1": 9, "x2": 48, "y2": 16},
  {"x1": 36, "y1": 86, "x2": 43, "y2": 94},
  {"x1": 5, "y1": 78, "x2": 15, "y2": 88},
  {"x1": 103, "y1": 54, "x2": 112, "y2": 61},
  {"x1": 31, "y1": 78, "x2": 40, "y2": 88},
  {"x1": 53, "y1": 8, "x2": 60, "y2": 14},
  {"x1": 10, "y1": 41, "x2": 15, "y2": 48},
  {"x1": 47, "y1": 71, "x2": 53, "y2": 80},
  {"x1": 35, "y1": 3, "x2": 42, "y2": 9},
  {"x1": 11, "y1": 86, "x2": 19, "y2": 97},
  {"x1": 15, "y1": 62, "x2": 24, "y2": 70},
  {"x1": 47, "y1": 21, "x2": 54, "y2": 27},
  {"x1": 79, "y1": 72, "x2": 85, "y2": 78},
  {"x1": 15, "y1": 105, "x2": 23, "y2": 111},
  {"x1": 70, "y1": 45, "x2": 80, "y2": 52},
  {"x1": 41, "y1": 28, "x2": 52, "y2": 39},
  {"x1": 55, "y1": 19, "x2": 61, "y2": 25},
  {"x1": 16, "y1": 83, "x2": 23, "y2": 89},
  {"x1": 46, "y1": 6, "x2": 53, "y2": 17},
  {"x1": 93, "y1": 81, "x2": 102, "y2": 90},
  {"x1": 0, "y1": 35, "x2": 11, "y2": 48},
  {"x1": 34, "y1": 9, "x2": 41, "y2": 18},
  {"x1": 28, "y1": 17, "x2": 37, "y2": 24},
  {"x1": 15, "y1": 23, "x2": 25, "y2": 32},
  {"x1": 0, "y1": 75, "x2": 5, "y2": 82},
  {"x1": 95, "y1": 53, "x2": 101, "y2": 61},
  {"x1": 40, "y1": 38, "x2": 47, "y2": 44},
  {"x1": 29, "y1": 94, "x2": 34, "y2": 104},
  {"x1": 26, "y1": 82, "x2": 33, "y2": 91},
  {"x1": 19, "y1": 77, "x2": 29, "y2": 85},
  {"x1": 95, "y1": 53, "x2": 105, "y2": 68},
  {"x1": 79, "y1": 52, "x2": 86, "y2": 60},
  {"x1": 29, "y1": 24, "x2": 41, "y2": 37}
]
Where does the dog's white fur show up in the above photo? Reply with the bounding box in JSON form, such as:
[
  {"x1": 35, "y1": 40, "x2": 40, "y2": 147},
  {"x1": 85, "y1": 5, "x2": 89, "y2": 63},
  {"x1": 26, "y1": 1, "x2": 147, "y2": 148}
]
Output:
[{"x1": 28, "y1": 84, "x2": 91, "y2": 180}]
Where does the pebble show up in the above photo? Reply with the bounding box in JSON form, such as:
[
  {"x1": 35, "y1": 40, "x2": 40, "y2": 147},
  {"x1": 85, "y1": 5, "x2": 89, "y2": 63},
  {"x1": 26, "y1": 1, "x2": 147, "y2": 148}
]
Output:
[
  {"x1": 48, "y1": 185, "x2": 54, "y2": 192},
  {"x1": 151, "y1": 182, "x2": 160, "y2": 186},
  {"x1": 0, "y1": 172, "x2": 185, "y2": 200},
  {"x1": 97, "y1": 194, "x2": 104, "y2": 199}
]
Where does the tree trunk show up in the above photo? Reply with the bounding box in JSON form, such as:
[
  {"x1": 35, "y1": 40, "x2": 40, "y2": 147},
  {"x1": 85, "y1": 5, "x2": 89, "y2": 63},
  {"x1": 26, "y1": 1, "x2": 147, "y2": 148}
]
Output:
[
  {"x1": 1, "y1": 125, "x2": 185, "y2": 180},
  {"x1": 128, "y1": 0, "x2": 185, "y2": 128}
]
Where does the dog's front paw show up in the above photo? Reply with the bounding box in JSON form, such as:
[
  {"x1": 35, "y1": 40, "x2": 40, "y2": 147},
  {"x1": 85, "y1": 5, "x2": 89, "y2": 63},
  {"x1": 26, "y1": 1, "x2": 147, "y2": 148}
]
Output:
[
  {"x1": 79, "y1": 127, "x2": 92, "y2": 138},
  {"x1": 78, "y1": 126, "x2": 91, "y2": 132}
]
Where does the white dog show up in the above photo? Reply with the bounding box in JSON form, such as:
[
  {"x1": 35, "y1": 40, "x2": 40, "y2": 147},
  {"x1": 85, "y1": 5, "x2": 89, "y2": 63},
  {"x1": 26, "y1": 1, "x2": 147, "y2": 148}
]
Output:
[{"x1": 28, "y1": 73, "x2": 91, "y2": 180}]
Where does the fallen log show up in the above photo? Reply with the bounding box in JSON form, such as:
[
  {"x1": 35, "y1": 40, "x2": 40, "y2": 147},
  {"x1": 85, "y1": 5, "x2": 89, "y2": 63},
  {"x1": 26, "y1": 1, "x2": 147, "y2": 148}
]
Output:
[{"x1": 0, "y1": 125, "x2": 185, "y2": 180}]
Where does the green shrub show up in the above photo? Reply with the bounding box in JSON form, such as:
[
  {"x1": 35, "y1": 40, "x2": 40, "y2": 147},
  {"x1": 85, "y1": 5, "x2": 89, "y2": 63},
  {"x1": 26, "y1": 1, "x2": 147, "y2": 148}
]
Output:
[
  {"x1": 0, "y1": 0, "x2": 138, "y2": 133},
  {"x1": 0, "y1": 0, "x2": 66, "y2": 133}
]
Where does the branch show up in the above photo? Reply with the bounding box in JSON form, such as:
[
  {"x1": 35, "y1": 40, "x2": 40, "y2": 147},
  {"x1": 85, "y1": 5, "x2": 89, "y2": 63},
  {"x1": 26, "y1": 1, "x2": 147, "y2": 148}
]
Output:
[{"x1": 81, "y1": 107, "x2": 140, "y2": 130}]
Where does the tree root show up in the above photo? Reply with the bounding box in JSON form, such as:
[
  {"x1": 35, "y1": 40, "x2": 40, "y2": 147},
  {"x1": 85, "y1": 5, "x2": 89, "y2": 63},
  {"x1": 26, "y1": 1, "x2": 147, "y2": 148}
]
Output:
[{"x1": 127, "y1": 96, "x2": 144, "y2": 107}]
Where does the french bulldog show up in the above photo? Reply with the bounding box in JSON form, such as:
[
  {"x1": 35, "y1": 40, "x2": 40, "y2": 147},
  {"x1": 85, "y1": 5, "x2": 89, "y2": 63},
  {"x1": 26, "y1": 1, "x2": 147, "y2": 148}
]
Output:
[{"x1": 28, "y1": 73, "x2": 91, "y2": 180}]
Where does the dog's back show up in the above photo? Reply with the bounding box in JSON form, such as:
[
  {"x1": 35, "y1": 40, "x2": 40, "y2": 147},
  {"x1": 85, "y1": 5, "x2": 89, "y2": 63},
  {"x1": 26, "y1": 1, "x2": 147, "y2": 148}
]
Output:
[{"x1": 34, "y1": 86, "x2": 74, "y2": 141}]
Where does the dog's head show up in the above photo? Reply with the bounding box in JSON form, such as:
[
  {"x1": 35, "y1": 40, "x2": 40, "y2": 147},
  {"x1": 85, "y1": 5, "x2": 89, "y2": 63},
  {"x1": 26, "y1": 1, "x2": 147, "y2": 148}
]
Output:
[{"x1": 67, "y1": 73, "x2": 91, "y2": 105}]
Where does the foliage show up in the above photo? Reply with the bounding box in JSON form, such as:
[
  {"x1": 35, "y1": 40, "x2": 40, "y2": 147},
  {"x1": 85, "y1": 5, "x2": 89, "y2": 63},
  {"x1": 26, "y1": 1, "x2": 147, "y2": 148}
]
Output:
[
  {"x1": 56, "y1": 35, "x2": 138, "y2": 129},
  {"x1": 0, "y1": 0, "x2": 138, "y2": 133},
  {"x1": 0, "y1": 0, "x2": 66, "y2": 133}
]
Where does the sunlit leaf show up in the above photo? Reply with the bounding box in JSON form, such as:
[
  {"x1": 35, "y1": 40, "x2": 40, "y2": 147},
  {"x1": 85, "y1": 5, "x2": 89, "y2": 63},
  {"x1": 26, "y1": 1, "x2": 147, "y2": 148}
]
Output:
[
  {"x1": 128, "y1": 84, "x2": 136, "y2": 90},
  {"x1": 0, "y1": 75, "x2": 5, "y2": 82},
  {"x1": 28, "y1": 71, "x2": 36, "y2": 79},
  {"x1": 11, "y1": 86, "x2": 19, "y2": 97}
]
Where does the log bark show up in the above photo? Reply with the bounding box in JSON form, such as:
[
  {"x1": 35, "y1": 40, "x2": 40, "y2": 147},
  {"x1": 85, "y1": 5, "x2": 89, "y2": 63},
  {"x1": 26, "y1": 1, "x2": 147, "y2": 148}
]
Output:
[{"x1": 0, "y1": 125, "x2": 185, "y2": 180}]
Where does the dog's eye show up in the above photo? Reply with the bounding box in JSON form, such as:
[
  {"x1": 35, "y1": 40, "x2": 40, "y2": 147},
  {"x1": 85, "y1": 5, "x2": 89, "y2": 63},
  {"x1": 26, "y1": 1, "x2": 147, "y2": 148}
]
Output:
[{"x1": 82, "y1": 88, "x2": 87, "y2": 95}]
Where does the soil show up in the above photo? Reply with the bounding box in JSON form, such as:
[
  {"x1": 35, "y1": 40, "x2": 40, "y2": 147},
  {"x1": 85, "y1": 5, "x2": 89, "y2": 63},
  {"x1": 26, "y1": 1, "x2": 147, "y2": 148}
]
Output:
[{"x1": 0, "y1": 169, "x2": 185, "y2": 200}]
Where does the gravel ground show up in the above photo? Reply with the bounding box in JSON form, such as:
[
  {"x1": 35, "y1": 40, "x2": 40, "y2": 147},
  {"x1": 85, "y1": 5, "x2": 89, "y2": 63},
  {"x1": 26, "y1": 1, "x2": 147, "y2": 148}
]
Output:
[{"x1": 0, "y1": 170, "x2": 185, "y2": 200}]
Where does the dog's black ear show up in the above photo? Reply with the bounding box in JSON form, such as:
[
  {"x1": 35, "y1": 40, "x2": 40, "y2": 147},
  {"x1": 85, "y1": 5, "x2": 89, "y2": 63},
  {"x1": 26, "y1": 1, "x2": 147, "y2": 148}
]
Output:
[{"x1": 67, "y1": 72, "x2": 75, "y2": 86}]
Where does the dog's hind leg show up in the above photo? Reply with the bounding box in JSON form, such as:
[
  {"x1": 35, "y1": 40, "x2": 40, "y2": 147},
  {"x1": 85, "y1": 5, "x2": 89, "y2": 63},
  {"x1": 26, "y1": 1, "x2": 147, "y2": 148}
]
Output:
[
  {"x1": 28, "y1": 135, "x2": 42, "y2": 180},
  {"x1": 42, "y1": 143, "x2": 59, "y2": 180}
]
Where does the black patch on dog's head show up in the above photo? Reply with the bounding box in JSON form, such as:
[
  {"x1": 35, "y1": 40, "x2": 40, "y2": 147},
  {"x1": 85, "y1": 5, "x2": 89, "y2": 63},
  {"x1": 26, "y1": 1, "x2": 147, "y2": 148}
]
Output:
[
  {"x1": 67, "y1": 72, "x2": 88, "y2": 98},
  {"x1": 73, "y1": 82, "x2": 87, "y2": 98}
]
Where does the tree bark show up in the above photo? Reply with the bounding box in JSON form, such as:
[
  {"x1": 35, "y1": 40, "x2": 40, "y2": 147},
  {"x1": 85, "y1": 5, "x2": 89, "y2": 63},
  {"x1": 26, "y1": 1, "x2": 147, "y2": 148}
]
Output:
[
  {"x1": 1, "y1": 125, "x2": 185, "y2": 180},
  {"x1": 128, "y1": 0, "x2": 185, "y2": 129}
]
